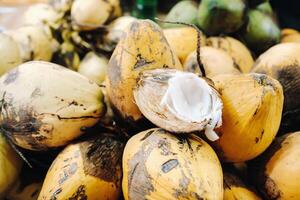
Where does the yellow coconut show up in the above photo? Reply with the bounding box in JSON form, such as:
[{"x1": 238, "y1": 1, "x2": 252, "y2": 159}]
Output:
[
  {"x1": 223, "y1": 171, "x2": 261, "y2": 200},
  {"x1": 205, "y1": 36, "x2": 254, "y2": 73},
  {"x1": 106, "y1": 19, "x2": 182, "y2": 122},
  {"x1": 78, "y1": 52, "x2": 108, "y2": 85},
  {"x1": 0, "y1": 61, "x2": 105, "y2": 150},
  {"x1": 122, "y1": 128, "x2": 223, "y2": 200},
  {"x1": 38, "y1": 134, "x2": 124, "y2": 200},
  {"x1": 0, "y1": 133, "x2": 23, "y2": 199},
  {"x1": 0, "y1": 33, "x2": 22, "y2": 76},
  {"x1": 163, "y1": 27, "x2": 206, "y2": 63},
  {"x1": 212, "y1": 73, "x2": 284, "y2": 162},
  {"x1": 183, "y1": 47, "x2": 240, "y2": 77},
  {"x1": 252, "y1": 43, "x2": 300, "y2": 133},
  {"x1": 249, "y1": 132, "x2": 300, "y2": 200}
]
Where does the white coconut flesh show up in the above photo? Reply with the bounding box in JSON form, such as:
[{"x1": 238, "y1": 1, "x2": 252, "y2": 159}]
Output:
[{"x1": 134, "y1": 69, "x2": 222, "y2": 141}]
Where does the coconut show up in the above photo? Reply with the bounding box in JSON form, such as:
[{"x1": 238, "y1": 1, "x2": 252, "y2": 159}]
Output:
[
  {"x1": 183, "y1": 47, "x2": 240, "y2": 77},
  {"x1": 252, "y1": 43, "x2": 300, "y2": 133},
  {"x1": 5, "y1": 26, "x2": 54, "y2": 62},
  {"x1": 103, "y1": 16, "x2": 137, "y2": 50},
  {"x1": 205, "y1": 36, "x2": 254, "y2": 73},
  {"x1": 197, "y1": 0, "x2": 246, "y2": 35},
  {"x1": 223, "y1": 171, "x2": 261, "y2": 200},
  {"x1": 240, "y1": 10, "x2": 280, "y2": 54},
  {"x1": 122, "y1": 128, "x2": 223, "y2": 200},
  {"x1": 23, "y1": 3, "x2": 61, "y2": 28},
  {"x1": 133, "y1": 69, "x2": 222, "y2": 141},
  {"x1": 212, "y1": 73, "x2": 284, "y2": 162},
  {"x1": 0, "y1": 133, "x2": 23, "y2": 199},
  {"x1": 38, "y1": 134, "x2": 124, "y2": 200},
  {"x1": 0, "y1": 61, "x2": 105, "y2": 150},
  {"x1": 163, "y1": 0, "x2": 198, "y2": 28},
  {"x1": 0, "y1": 33, "x2": 22, "y2": 76},
  {"x1": 163, "y1": 27, "x2": 206, "y2": 63},
  {"x1": 78, "y1": 52, "x2": 108, "y2": 85},
  {"x1": 249, "y1": 132, "x2": 300, "y2": 200},
  {"x1": 71, "y1": 0, "x2": 121, "y2": 30},
  {"x1": 106, "y1": 19, "x2": 182, "y2": 123},
  {"x1": 280, "y1": 28, "x2": 300, "y2": 43}
]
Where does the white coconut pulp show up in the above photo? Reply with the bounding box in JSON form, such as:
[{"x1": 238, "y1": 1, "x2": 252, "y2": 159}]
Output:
[{"x1": 134, "y1": 69, "x2": 223, "y2": 141}]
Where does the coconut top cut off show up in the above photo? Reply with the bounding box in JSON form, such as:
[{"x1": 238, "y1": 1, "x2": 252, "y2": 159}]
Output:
[{"x1": 134, "y1": 69, "x2": 223, "y2": 141}]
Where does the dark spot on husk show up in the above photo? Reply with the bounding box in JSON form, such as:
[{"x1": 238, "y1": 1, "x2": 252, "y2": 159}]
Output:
[
  {"x1": 50, "y1": 188, "x2": 62, "y2": 200},
  {"x1": 158, "y1": 139, "x2": 176, "y2": 156},
  {"x1": 255, "y1": 137, "x2": 259, "y2": 143},
  {"x1": 233, "y1": 61, "x2": 241, "y2": 71},
  {"x1": 161, "y1": 159, "x2": 179, "y2": 173},
  {"x1": 134, "y1": 54, "x2": 154, "y2": 69},
  {"x1": 68, "y1": 185, "x2": 87, "y2": 200},
  {"x1": 0, "y1": 94, "x2": 47, "y2": 150},
  {"x1": 251, "y1": 73, "x2": 276, "y2": 88},
  {"x1": 80, "y1": 134, "x2": 124, "y2": 185},
  {"x1": 264, "y1": 176, "x2": 281, "y2": 199},
  {"x1": 31, "y1": 88, "x2": 43, "y2": 98},
  {"x1": 4, "y1": 68, "x2": 19, "y2": 85},
  {"x1": 140, "y1": 129, "x2": 155, "y2": 141}
]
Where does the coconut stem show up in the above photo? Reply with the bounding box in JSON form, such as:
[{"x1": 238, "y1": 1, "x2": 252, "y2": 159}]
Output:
[{"x1": 155, "y1": 18, "x2": 206, "y2": 77}]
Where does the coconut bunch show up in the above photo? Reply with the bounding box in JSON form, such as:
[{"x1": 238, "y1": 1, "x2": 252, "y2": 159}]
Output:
[{"x1": 163, "y1": 0, "x2": 281, "y2": 54}]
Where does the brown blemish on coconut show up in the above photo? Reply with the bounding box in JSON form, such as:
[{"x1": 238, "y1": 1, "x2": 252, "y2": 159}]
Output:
[
  {"x1": 50, "y1": 188, "x2": 62, "y2": 200},
  {"x1": 80, "y1": 134, "x2": 124, "y2": 185},
  {"x1": 0, "y1": 94, "x2": 48, "y2": 150},
  {"x1": 134, "y1": 54, "x2": 154, "y2": 69},
  {"x1": 251, "y1": 73, "x2": 276, "y2": 89},
  {"x1": 68, "y1": 185, "x2": 87, "y2": 200},
  {"x1": 3, "y1": 68, "x2": 19, "y2": 85},
  {"x1": 264, "y1": 176, "x2": 281, "y2": 199}
]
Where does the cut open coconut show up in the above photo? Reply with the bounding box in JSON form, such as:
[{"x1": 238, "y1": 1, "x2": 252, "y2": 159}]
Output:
[{"x1": 134, "y1": 69, "x2": 223, "y2": 141}]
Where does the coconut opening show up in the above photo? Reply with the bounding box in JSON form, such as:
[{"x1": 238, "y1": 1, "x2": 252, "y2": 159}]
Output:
[{"x1": 160, "y1": 72, "x2": 222, "y2": 141}]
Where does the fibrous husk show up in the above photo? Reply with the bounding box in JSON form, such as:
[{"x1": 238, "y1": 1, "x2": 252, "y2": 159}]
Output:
[
  {"x1": 78, "y1": 52, "x2": 108, "y2": 85},
  {"x1": 205, "y1": 36, "x2": 254, "y2": 73},
  {"x1": 106, "y1": 19, "x2": 182, "y2": 122},
  {"x1": 183, "y1": 47, "x2": 240, "y2": 78},
  {"x1": 163, "y1": 27, "x2": 206, "y2": 63},
  {"x1": 248, "y1": 132, "x2": 300, "y2": 200},
  {"x1": 134, "y1": 69, "x2": 222, "y2": 141},
  {"x1": 38, "y1": 133, "x2": 124, "y2": 200},
  {"x1": 0, "y1": 61, "x2": 105, "y2": 150},
  {"x1": 122, "y1": 128, "x2": 223, "y2": 200},
  {"x1": 252, "y1": 42, "x2": 300, "y2": 133},
  {"x1": 0, "y1": 33, "x2": 22, "y2": 76},
  {"x1": 212, "y1": 73, "x2": 284, "y2": 162}
]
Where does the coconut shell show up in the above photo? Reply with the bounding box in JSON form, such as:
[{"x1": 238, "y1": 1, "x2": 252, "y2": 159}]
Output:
[
  {"x1": 205, "y1": 36, "x2": 254, "y2": 73},
  {"x1": 212, "y1": 73, "x2": 284, "y2": 162},
  {"x1": 106, "y1": 19, "x2": 182, "y2": 123},
  {"x1": 122, "y1": 128, "x2": 223, "y2": 200},
  {"x1": 0, "y1": 61, "x2": 105, "y2": 150},
  {"x1": 252, "y1": 43, "x2": 300, "y2": 133},
  {"x1": 183, "y1": 47, "x2": 240, "y2": 77},
  {"x1": 248, "y1": 132, "x2": 300, "y2": 200},
  {"x1": 163, "y1": 27, "x2": 206, "y2": 63},
  {"x1": 38, "y1": 134, "x2": 124, "y2": 200}
]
